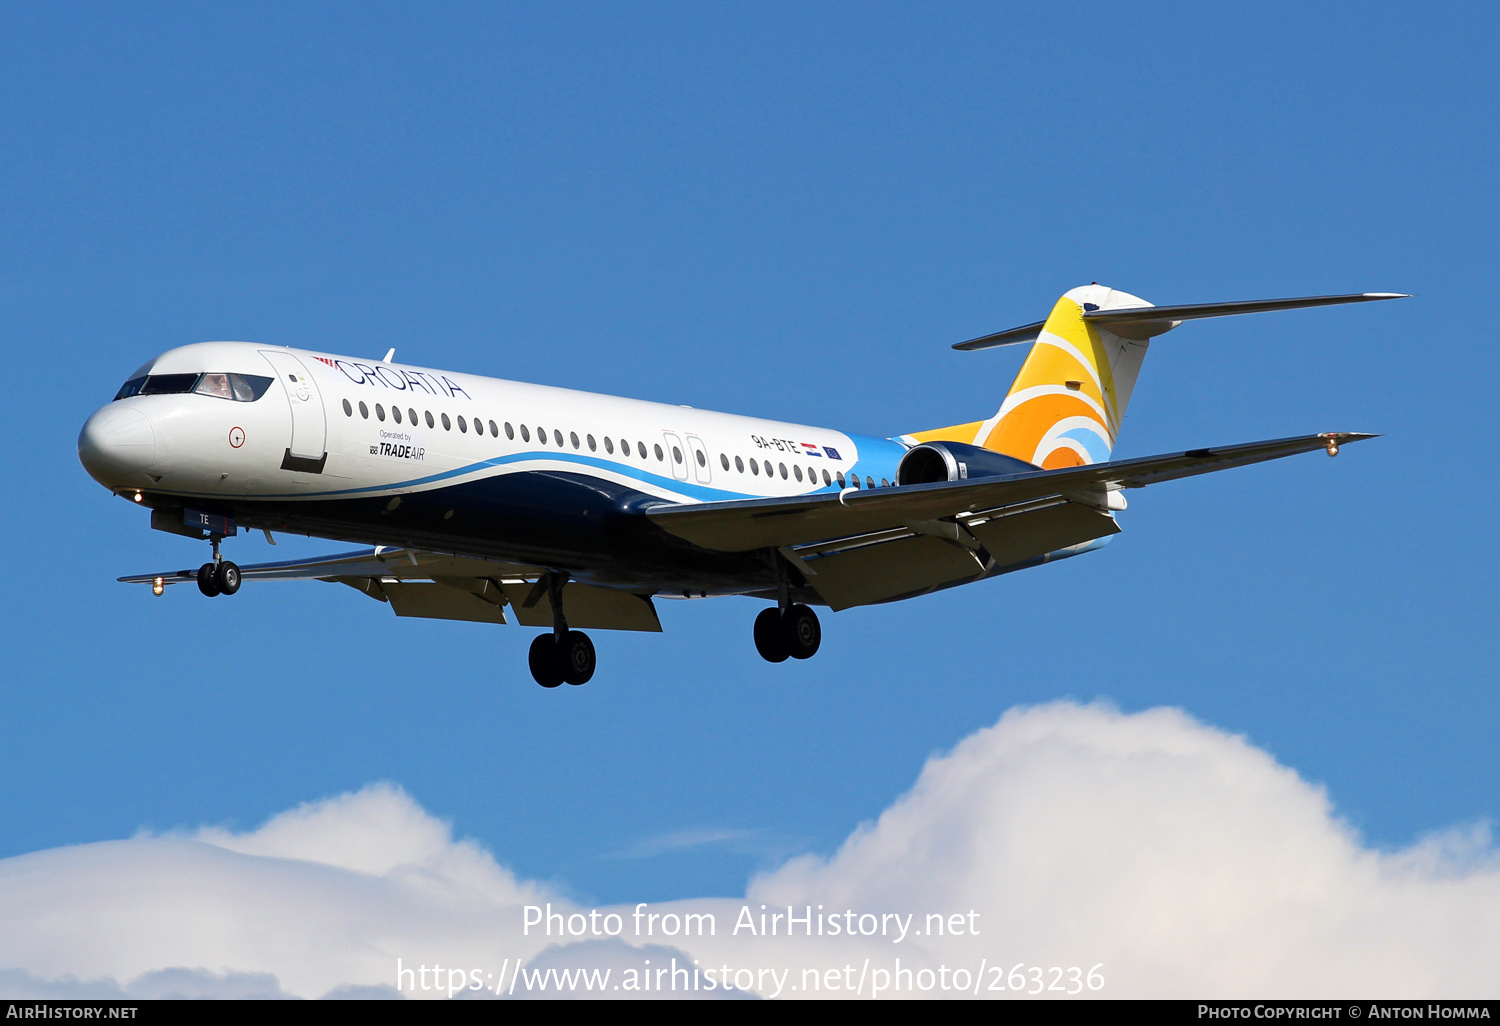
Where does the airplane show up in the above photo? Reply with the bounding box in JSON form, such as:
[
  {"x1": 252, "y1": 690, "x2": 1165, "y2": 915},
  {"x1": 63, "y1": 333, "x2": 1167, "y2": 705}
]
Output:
[{"x1": 78, "y1": 284, "x2": 1403, "y2": 687}]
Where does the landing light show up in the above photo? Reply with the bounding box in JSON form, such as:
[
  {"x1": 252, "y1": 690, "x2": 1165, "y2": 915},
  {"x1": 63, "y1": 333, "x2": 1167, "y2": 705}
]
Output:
[
  {"x1": 132, "y1": 491, "x2": 143, "y2": 502},
  {"x1": 152, "y1": 576, "x2": 165, "y2": 596},
  {"x1": 1325, "y1": 440, "x2": 1340, "y2": 457}
]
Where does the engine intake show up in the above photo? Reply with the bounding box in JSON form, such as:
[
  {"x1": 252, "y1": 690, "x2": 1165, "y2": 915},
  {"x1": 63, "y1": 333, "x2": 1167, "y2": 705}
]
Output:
[{"x1": 896, "y1": 441, "x2": 1038, "y2": 486}]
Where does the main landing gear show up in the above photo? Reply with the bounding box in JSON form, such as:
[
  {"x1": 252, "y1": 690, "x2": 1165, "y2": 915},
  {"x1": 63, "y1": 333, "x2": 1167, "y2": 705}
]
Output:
[
  {"x1": 754, "y1": 604, "x2": 821, "y2": 662},
  {"x1": 754, "y1": 553, "x2": 822, "y2": 663},
  {"x1": 528, "y1": 573, "x2": 597, "y2": 688},
  {"x1": 195, "y1": 532, "x2": 240, "y2": 598},
  {"x1": 529, "y1": 631, "x2": 596, "y2": 688}
]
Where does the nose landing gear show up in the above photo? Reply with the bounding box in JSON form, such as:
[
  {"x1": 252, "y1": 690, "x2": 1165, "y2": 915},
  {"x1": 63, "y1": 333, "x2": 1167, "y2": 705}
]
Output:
[{"x1": 195, "y1": 532, "x2": 241, "y2": 598}]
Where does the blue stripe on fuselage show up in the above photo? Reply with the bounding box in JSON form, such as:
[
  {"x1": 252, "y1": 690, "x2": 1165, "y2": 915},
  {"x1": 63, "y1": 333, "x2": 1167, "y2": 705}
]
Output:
[{"x1": 241, "y1": 432, "x2": 912, "y2": 503}]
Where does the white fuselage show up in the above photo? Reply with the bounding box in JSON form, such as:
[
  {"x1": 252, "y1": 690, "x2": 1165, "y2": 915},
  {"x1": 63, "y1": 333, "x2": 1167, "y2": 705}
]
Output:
[{"x1": 79, "y1": 342, "x2": 910, "y2": 583}]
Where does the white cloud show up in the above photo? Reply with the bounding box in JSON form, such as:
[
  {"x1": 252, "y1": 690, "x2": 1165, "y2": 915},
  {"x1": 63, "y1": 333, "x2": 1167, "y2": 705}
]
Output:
[
  {"x1": 719, "y1": 703, "x2": 1500, "y2": 997},
  {"x1": 606, "y1": 828, "x2": 769, "y2": 860},
  {"x1": 0, "y1": 703, "x2": 1495, "y2": 999}
]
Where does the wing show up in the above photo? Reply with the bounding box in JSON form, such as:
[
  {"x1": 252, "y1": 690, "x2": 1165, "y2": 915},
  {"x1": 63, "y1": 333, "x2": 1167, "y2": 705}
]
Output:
[
  {"x1": 647, "y1": 432, "x2": 1373, "y2": 611},
  {"x1": 120, "y1": 547, "x2": 662, "y2": 632}
]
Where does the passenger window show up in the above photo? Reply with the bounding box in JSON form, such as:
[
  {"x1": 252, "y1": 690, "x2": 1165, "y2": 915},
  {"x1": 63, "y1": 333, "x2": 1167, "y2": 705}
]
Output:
[
  {"x1": 604, "y1": 437, "x2": 614, "y2": 454},
  {"x1": 587, "y1": 434, "x2": 596, "y2": 452},
  {"x1": 750, "y1": 459, "x2": 759, "y2": 476},
  {"x1": 343, "y1": 399, "x2": 352, "y2": 417},
  {"x1": 696, "y1": 450, "x2": 706, "y2": 467},
  {"x1": 672, "y1": 446, "x2": 682, "y2": 463},
  {"x1": 410, "y1": 408, "x2": 418, "y2": 425},
  {"x1": 637, "y1": 442, "x2": 647, "y2": 459},
  {"x1": 866, "y1": 476, "x2": 875, "y2": 489},
  {"x1": 441, "y1": 413, "x2": 451, "y2": 431},
  {"x1": 458, "y1": 415, "x2": 468, "y2": 433},
  {"x1": 538, "y1": 427, "x2": 547, "y2": 444},
  {"x1": 735, "y1": 456, "x2": 744, "y2": 472},
  {"x1": 779, "y1": 463, "x2": 788, "y2": 479},
  {"x1": 822, "y1": 469, "x2": 831, "y2": 486},
  {"x1": 490, "y1": 420, "x2": 498, "y2": 437},
  {"x1": 425, "y1": 411, "x2": 435, "y2": 429},
  {"x1": 520, "y1": 425, "x2": 530, "y2": 442},
  {"x1": 505, "y1": 422, "x2": 515, "y2": 440},
  {"x1": 392, "y1": 407, "x2": 402, "y2": 424},
  {"x1": 359, "y1": 401, "x2": 369, "y2": 419},
  {"x1": 556, "y1": 429, "x2": 565, "y2": 447},
  {"x1": 836, "y1": 472, "x2": 845, "y2": 488},
  {"x1": 793, "y1": 465, "x2": 803, "y2": 482},
  {"x1": 654, "y1": 444, "x2": 664, "y2": 461},
  {"x1": 720, "y1": 453, "x2": 729, "y2": 470},
  {"x1": 376, "y1": 404, "x2": 386, "y2": 421},
  {"x1": 850, "y1": 474, "x2": 860, "y2": 489},
  {"x1": 881, "y1": 478, "x2": 889, "y2": 488}
]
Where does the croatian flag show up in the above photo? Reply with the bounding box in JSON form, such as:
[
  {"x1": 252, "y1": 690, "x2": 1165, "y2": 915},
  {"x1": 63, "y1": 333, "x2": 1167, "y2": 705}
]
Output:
[{"x1": 801, "y1": 443, "x2": 823, "y2": 457}]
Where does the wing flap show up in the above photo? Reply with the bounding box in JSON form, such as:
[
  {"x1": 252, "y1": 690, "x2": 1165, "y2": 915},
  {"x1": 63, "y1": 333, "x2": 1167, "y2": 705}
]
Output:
[
  {"x1": 499, "y1": 581, "x2": 662, "y2": 633},
  {"x1": 966, "y1": 499, "x2": 1121, "y2": 568},
  {"x1": 383, "y1": 580, "x2": 510, "y2": 624},
  {"x1": 783, "y1": 534, "x2": 985, "y2": 611},
  {"x1": 778, "y1": 498, "x2": 1122, "y2": 610}
]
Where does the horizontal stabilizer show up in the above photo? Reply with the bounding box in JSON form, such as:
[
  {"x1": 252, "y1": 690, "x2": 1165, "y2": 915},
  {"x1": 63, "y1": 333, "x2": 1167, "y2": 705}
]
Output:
[{"x1": 954, "y1": 292, "x2": 1407, "y2": 350}]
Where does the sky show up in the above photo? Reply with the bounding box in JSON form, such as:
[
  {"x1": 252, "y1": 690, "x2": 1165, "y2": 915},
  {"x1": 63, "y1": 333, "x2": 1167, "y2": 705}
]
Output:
[{"x1": 0, "y1": 1, "x2": 1496, "y2": 998}]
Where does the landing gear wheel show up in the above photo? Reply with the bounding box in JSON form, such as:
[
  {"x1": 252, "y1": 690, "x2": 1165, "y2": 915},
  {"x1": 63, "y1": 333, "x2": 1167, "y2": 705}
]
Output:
[
  {"x1": 754, "y1": 607, "x2": 789, "y2": 663},
  {"x1": 782, "y1": 604, "x2": 821, "y2": 660},
  {"x1": 528, "y1": 634, "x2": 566, "y2": 688},
  {"x1": 215, "y1": 560, "x2": 241, "y2": 596},
  {"x1": 197, "y1": 562, "x2": 221, "y2": 597},
  {"x1": 561, "y1": 631, "x2": 596, "y2": 685}
]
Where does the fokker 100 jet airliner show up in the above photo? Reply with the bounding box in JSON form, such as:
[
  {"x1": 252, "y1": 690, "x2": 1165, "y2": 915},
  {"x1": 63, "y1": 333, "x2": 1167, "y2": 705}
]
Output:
[{"x1": 79, "y1": 285, "x2": 1402, "y2": 687}]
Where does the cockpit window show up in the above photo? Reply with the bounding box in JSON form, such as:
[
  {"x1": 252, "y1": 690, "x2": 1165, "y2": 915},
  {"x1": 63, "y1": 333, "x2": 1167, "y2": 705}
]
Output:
[
  {"x1": 115, "y1": 373, "x2": 197, "y2": 399},
  {"x1": 195, "y1": 373, "x2": 234, "y2": 399},
  {"x1": 114, "y1": 372, "x2": 273, "y2": 402},
  {"x1": 196, "y1": 373, "x2": 273, "y2": 401}
]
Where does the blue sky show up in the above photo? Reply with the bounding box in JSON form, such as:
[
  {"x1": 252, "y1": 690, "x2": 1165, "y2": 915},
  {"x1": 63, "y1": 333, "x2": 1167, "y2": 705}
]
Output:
[{"x1": 1, "y1": 1, "x2": 1495, "y2": 908}]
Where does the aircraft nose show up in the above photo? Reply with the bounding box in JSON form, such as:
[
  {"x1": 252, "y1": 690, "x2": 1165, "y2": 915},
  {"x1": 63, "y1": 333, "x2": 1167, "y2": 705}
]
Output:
[{"x1": 78, "y1": 405, "x2": 156, "y2": 488}]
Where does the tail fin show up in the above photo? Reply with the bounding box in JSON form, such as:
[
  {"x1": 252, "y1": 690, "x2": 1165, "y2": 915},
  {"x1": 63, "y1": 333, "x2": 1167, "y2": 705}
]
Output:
[
  {"x1": 911, "y1": 284, "x2": 1152, "y2": 468},
  {"x1": 905, "y1": 285, "x2": 1406, "y2": 468}
]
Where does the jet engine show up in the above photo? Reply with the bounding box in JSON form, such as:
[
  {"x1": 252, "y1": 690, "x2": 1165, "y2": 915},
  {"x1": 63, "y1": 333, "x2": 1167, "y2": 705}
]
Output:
[{"x1": 895, "y1": 440, "x2": 1038, "y2": 485}]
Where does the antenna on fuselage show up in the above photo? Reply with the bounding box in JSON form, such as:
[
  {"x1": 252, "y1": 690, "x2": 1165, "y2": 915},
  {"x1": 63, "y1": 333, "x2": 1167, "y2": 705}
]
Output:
[{"x1": 382, "y1": 348, "x2": 396, "y2": 363}]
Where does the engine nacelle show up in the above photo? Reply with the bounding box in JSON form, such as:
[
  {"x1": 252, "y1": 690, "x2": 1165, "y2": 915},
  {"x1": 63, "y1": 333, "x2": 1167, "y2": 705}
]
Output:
[{"x1": 895, "y1": 440, "x2": 1038, "y2": 486}]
